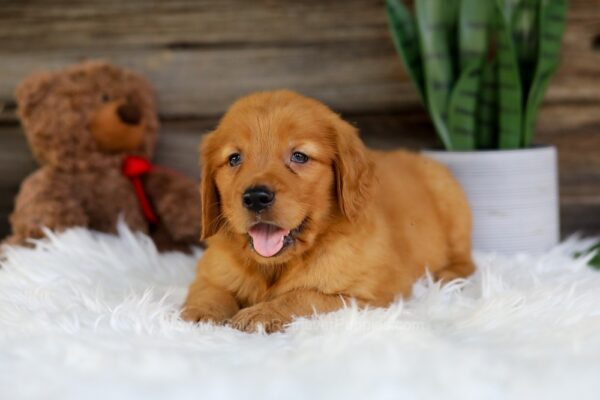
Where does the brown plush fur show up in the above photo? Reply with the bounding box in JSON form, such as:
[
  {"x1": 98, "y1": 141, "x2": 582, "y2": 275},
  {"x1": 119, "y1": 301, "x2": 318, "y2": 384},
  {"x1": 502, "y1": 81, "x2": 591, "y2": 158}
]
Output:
[
  {"x1": 182, "y1": 90, "x2": 475, "y2": 333},
  {"x1": 5, "y1": 61, "x2": 201, "y2": 251}
]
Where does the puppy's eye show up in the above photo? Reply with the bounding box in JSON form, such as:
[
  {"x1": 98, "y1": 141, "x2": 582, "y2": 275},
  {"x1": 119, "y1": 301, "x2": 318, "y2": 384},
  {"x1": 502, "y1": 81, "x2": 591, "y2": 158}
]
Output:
[
  {"x1": 291, "y1": 151, "x2": 309, "y2": 164},
  {"x1": 228, "y1": 153, "x2": 242, "y2": 167}
]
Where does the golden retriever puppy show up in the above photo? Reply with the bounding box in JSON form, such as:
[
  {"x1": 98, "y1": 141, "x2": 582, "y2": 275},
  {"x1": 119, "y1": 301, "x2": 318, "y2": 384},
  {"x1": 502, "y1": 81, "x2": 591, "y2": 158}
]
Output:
[{"x1": 182, "y1": 90, "x2": 474, "y2": 333}]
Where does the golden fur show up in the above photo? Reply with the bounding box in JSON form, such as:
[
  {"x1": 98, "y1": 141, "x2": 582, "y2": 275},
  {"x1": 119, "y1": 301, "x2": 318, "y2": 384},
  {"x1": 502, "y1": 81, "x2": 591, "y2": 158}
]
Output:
[{"x1": 183, "y1": 90, "x2": 474, "y2": 332}]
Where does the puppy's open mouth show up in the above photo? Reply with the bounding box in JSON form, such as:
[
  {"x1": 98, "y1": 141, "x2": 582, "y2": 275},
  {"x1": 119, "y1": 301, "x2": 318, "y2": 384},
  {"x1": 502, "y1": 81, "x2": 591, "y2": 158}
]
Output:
[{"x1": 247, "y1": 220, "x2": 306, "y2": 258}]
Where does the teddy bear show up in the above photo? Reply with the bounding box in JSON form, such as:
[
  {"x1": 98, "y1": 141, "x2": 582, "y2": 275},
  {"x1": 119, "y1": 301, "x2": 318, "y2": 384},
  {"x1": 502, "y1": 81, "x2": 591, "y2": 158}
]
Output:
[{"x1": 4, "y1": 60, "x2": 201, "y2": 252}]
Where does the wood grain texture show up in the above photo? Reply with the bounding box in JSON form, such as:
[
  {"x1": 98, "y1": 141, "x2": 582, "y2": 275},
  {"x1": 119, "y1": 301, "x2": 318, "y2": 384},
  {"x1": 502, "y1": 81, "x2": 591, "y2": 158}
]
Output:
[
  {"x1": 0, "y1": 0, "x2": 598, "y2": 238},
  {"x1": 0, "y1": 0, "x2": 598, "y2": 119}
]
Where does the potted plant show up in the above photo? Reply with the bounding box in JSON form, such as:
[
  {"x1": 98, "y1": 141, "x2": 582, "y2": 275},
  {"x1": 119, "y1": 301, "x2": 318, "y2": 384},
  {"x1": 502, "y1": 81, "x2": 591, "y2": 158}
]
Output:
[{"x1": 386, "y1": 0, "x2": 567, "y2": 253}]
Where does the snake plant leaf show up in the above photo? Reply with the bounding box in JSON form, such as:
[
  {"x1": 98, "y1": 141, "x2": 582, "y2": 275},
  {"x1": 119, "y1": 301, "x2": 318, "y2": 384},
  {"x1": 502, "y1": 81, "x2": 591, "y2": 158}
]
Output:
[
  {"x1": 476, "y1": 59, "x2": 499, "y2": 148},
  {"x1": 459, "y1": 0, "x2": 496, "y2": 149},
  {"x1": 448, "y1": 60, "x2": 481, "y2": 150},
  {"x1": 458, "y1": 0, "x2": 494, "y2": 70},
  {"x1": 386, "y1": 0, "x2": 426, "y2": 103},
  {"x1": 415, "y1": 0, "x2": 459, "y2": 150},
  {"x1": 502, "y1": 0, "x2": 522, "y2": 17},
  {"x1": 511, "y1": 0, "x2": 541, "y2": 94},
  {"x1": 590, "y1": 252, "x2": 600, "y2": 269},
  {"x1": 495, "y1": 0, "x2": 523, "y2": 149},
  {"x1": 522, "y1": 0, "x2": 567, "y2": 147},
  {"x1": 574, "y1": 242, "x2": 600, "y2": 269},
  {"x1": 588, "y1": 243, "x2": 600, "y2": 269}
]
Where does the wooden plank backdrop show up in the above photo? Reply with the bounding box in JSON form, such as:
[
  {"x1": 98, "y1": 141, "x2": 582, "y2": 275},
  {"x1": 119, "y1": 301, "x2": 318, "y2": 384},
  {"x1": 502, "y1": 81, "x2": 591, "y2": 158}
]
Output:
[{"x1": 0, "y1": 0, "x2": 598, "y2": 238}]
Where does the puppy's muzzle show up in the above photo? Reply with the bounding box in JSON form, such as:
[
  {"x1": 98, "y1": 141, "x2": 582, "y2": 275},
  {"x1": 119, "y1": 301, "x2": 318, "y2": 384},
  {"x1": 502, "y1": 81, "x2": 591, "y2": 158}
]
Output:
[{"x1": 242, "y1": 186, "x2": 274, "y2": 213}]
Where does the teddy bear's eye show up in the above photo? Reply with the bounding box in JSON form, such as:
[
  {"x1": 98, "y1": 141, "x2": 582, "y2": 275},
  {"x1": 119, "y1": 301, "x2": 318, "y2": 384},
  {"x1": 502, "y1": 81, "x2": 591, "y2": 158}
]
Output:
[{"x1": 101, "y1": 94, "x2": 110, "y2": 102}]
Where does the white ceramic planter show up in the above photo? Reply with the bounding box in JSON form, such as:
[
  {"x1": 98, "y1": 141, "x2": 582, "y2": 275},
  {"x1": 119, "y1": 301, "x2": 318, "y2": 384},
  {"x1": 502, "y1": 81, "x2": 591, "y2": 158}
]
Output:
[{"x1": 422, "y1": 147, "x2": 559, "y2": 254}]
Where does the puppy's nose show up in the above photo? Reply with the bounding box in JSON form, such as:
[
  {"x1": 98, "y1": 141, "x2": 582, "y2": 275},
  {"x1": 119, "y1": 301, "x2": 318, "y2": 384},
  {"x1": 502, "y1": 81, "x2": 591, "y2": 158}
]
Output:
[
  {"x1": 242, "y1": 186, "x2": 274, "y2": 213},
  {"x1": 117, "y1": 102, "x2": 142, "y2": 125}
]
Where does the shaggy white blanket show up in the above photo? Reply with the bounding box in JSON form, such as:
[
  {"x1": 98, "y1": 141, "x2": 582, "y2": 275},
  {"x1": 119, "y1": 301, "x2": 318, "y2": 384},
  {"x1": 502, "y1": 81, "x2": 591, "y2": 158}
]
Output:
[{"x1": 0, "y1": 224, "x2": 599, "y2": 400}]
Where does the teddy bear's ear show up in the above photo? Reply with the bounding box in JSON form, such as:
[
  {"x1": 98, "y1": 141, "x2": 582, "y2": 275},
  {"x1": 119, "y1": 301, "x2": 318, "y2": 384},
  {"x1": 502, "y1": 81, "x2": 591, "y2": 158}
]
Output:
[{"x1": 15, "y1": 71, "x2": 55, "y2": 118}]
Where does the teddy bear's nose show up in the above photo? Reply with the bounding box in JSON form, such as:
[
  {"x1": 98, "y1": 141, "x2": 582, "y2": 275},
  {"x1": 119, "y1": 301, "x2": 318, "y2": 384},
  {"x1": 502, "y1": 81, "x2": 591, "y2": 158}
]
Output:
[{"x1": 117, "y1": 102, "x2": 142, "y2": 125}]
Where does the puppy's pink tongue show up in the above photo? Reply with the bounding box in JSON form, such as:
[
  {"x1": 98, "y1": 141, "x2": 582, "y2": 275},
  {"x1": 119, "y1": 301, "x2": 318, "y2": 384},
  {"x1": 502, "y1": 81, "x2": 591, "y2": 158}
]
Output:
[{"x1": 248, "y1": 223, "x2": 289, "y2": 257}]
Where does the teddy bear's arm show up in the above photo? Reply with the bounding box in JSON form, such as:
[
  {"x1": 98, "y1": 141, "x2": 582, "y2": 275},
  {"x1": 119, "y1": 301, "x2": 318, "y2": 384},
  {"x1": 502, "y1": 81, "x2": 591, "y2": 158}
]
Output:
[
  {"x1": 144, "y1": 167, "x2": 201, "y2": 243},
  {"x1": 5, "y1": 168, "x2": 89, "y2": 246}
]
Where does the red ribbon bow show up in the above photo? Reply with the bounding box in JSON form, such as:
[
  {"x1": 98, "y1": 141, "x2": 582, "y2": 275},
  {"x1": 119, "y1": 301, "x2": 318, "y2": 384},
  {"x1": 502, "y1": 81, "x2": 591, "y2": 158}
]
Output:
[{"x1": 122, "y1": 155, "x2": 158, "y2": 224}]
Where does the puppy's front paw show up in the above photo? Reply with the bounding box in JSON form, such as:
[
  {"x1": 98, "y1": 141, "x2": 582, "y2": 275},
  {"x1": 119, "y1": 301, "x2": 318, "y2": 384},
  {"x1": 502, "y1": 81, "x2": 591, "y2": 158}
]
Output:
[
  {"x1": 230, "y1": 304, "x2": 288, "y2": 333},
  {"x1": 180, "y1": 306, "x2": 229, "y2": 325}
]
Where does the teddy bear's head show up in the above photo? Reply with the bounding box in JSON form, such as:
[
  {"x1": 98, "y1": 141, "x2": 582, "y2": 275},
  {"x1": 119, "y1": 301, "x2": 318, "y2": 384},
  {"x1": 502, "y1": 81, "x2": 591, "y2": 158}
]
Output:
[{"x1": 15, "y1": 60, "x2": 159, "y2": 170}]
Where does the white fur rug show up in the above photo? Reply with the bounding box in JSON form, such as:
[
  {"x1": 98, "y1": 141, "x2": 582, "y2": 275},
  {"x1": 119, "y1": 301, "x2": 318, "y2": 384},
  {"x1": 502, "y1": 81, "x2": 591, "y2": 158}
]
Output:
[{"x1": 1, "y1": 223, "x2": 599, "y2": 400}]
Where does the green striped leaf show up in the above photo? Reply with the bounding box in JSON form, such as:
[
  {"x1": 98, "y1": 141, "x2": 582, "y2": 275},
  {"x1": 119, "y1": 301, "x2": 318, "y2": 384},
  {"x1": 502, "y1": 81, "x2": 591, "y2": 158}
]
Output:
[
  {"x1": 386, "y1": 0, "x2": 427, "y2": 103},
  {"x1": 448, "y1": 59, "x2": 481, "y2": 150},
  {"x1": 415, "y1": 0, "x2": 459, "y2": 150},
  {"x1": 522, "y1": 0, "x2": 567, "y2": 147},
  {"x1": 459, "y1": 0, "x2": 494, "y2": 70},
  {"x1": 510, "y1": 0, "x2": 541, "y2": 94},
  {"x1": 476, "y1": 59, "x2": 498, "y2": 148},
  {"x1": 502, "y1": 0, "x2": 522, "y2": 17},
  {"x1": 495, "y1": 0, "x2": 523, "y2": 149},
  {"x1": 574, "y1": 242, "x2": 600, "y2": 269}
]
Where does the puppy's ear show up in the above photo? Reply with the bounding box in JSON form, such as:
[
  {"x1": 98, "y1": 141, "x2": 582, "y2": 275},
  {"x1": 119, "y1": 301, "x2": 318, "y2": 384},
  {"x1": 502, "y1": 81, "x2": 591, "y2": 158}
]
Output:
[
  {"x1": 199, "y1": 133, "x2": 222, "y2": 240},
  {"x1": 333, "y1": 115, "x2": 374, "y2": 221}
]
